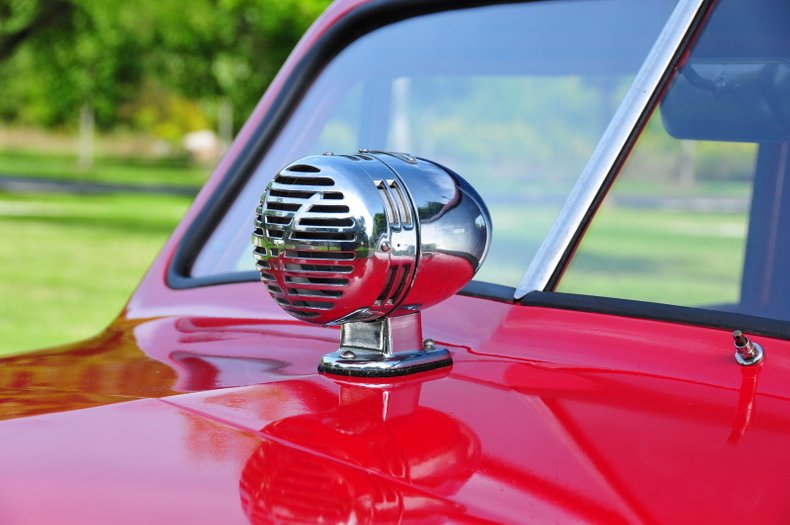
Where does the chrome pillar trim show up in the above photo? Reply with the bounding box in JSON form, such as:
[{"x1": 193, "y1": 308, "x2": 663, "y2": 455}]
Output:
[
  {"x1": 514, "y1": 0, "x2": 709, "y2": 300},
  {"x1": 319, "y1": 312, "x2": 452, "y2": 377}
]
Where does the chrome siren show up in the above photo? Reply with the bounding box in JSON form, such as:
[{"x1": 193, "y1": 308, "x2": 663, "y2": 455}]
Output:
[{"x1": 253, "y1": 151, "x2": 491, "y2": 377}]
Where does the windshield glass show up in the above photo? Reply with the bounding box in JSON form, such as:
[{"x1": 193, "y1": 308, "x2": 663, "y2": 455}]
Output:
[
  {"x1": 559, "y1": 0, "x2": 790, "y2": 322},
  {"x1": 192, "y1": 0, "x2": 678, "y2": 287}
]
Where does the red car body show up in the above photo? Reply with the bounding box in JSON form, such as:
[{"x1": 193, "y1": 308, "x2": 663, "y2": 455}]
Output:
[{"x1": 2, "y1": 1, "x2": 789, "y2": 523}]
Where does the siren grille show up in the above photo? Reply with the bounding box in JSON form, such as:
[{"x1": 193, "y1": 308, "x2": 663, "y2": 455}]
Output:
[{"x1": 253, "y1": 163, "x2": 359, "y2": 321}]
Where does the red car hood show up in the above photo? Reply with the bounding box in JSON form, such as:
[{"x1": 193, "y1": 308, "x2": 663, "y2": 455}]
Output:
[{"x1": 1, "y1": 295, "x2": 790, "y2": 524}]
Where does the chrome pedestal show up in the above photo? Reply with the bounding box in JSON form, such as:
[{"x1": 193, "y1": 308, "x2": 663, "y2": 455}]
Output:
[{"x1": 318, "y1": 313, "x2": 452, "y2": 377}]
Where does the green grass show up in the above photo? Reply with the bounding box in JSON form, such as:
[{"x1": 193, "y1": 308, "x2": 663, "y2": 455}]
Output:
[
  {"x1": 615, "y1": 178, "x2": 752, "y2": 198},
  {"x1": 0, "y1": 191, "x2": 192, "y2": 356},
  {"x1": 559, "y1": 206, "x2": 746, "y2": 306},
  {"x1": 0, "y1": 151, "x2": 210, "y2": 187}
]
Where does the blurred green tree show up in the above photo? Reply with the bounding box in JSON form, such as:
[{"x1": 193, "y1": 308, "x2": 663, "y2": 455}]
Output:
[
  {"x1": 147, "y1": 0, "x2": 330, "y2": 144},
  {"x1": 0, "y1": 0, "x2": 76, "y2": 61},
  {"x1": 0, "y1": 0, "x2": 330, "y2": 161}
]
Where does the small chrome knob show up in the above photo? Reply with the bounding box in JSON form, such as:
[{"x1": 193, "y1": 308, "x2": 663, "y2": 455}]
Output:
[{"x1": 733, "y1": 330, "x2": 764, "y2": 366}]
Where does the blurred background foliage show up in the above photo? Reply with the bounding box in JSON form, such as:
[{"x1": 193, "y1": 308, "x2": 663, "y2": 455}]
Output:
[
  {"x1": 0, "y1": 0, "x2": 330, "y2": 355},
  {"x1": 0, "y1": 0, "x2": 330, "y2": 146}
]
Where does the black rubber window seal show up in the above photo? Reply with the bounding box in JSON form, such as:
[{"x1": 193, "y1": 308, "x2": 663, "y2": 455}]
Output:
[{"x1": 522, "y1": 291, "x2": 790, "y2": 341}]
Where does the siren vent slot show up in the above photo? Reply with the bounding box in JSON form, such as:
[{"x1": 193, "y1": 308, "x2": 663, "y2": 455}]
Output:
[
  {"x1": 265, "y1": 216, "x2": 291, "y2": 225},
  {"x1": 285, "y1": 251, "x2": 354, "y2": 260},
  {"x1": 285, "y1": 276, "x2": 348, "y2": 286},
  {"x1": 266, "y1": 229, "x2": 285, "y2": 239},
  {"x1": 275, "y1": 175, "x2": 334, "y2": 186},
  {"x1": 322, "y1": 192, "x2": 344, "y2": 200},
  {"x1": 256, "y1": 260, "x2": 270, "y2": 270},
  {"x1": 285, "y1": 263, "x2": 353, "y2": 274},
  {"x1": 299, "y1": 217, "x2": 354, "y2": 227},
  {"x1": 308, "y1": 204, "x2": 349, "y2": 214},
  {"x1": 268, "y1": 188, "x2": 316, "y2": 199},
  {"x1": 376, "y1": 180, "x2": 396, "y2": 223},
  {"x1": 391, "y1": 263, "x2": 412, "y2": 301},
  {"x1": 376, "y1": 267, "x2": 398, "y2": 305},
  {"x1": 291, "y1": 231, "x2": 354, "y2": 241},
  {"x1": 266, "y1": 202, "x2": 301, "y2": 212},
  {"x1": 260, "y1": 272, "x2": 276, "y2": 281},
  {"x1": 286, "y1": 164, "x2": 321, "y2": 173},
  {"x1": 291, "y1": 300, "x2": 334, "y2": 310},
  {"x1": 375, "y1": 264, "x2": 413, "y2": 305},
  {"x1": 267, "y1": 284, "x2": 283, "y2": 294},
  {"x1": 287, "y1": 288, "x2": 343, "y2": 298},
  {"x1": 390, "y1": 181, "x2": 412, "y2": 226}
]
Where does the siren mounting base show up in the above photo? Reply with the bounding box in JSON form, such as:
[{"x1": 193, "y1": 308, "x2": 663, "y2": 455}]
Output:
[
  {"x1": 319, "y1": 349, "x2": 452, "y2": 378},
  {"x1": 318, "y1": 312, "x2": 453, "y2": 378}
]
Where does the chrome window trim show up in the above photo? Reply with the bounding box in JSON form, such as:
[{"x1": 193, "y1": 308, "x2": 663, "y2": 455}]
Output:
[{"x1": 514, "y1": 0, "x2": 711, "y2": 300}]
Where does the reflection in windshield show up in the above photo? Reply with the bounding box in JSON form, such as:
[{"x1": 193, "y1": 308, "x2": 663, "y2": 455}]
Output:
[{"x1": 192, "y1": 0, "x2": 678, "y2": 288}]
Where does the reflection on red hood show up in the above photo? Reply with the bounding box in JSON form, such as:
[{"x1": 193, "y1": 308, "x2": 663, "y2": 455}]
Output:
[
  {"x1": 3, "y1": 295, "x2": 790, "y2": 523},
  {"x1": 241, "y1": 375, "x2": 480, "y2": 524}
]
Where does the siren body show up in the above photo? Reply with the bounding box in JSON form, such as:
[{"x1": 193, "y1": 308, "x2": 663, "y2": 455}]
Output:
[{"x1": 253, "y1": 151, "x2": 491, "y2": 376}]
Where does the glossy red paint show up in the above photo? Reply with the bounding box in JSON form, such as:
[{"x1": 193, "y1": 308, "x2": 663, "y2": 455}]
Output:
[{"x1": 3, "y1": 292, "x2": 790, "y2": 523}]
